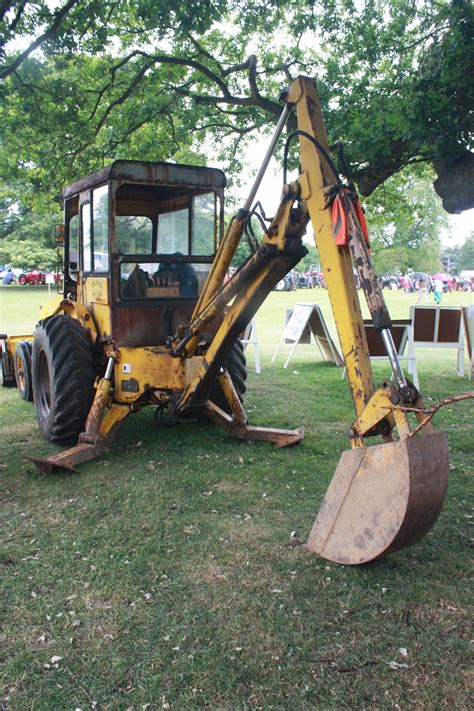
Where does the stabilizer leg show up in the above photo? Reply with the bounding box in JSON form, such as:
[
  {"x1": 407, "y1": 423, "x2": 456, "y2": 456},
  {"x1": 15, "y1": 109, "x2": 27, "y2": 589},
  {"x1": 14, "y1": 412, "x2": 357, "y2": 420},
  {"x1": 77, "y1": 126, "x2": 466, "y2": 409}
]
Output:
[
  {"x1": 204, "y1": 371, "x2": 304, "y2": 448},
  {"x1": 28, "y1": 400, "x2": 130, "y2": 474}
]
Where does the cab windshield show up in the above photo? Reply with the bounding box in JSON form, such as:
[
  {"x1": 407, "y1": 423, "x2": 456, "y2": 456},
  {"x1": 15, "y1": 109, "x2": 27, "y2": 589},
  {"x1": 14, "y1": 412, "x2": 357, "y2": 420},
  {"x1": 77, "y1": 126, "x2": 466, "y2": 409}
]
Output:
[{"x1": 115, "y1": 186, "x2": 218, "y2": 300}]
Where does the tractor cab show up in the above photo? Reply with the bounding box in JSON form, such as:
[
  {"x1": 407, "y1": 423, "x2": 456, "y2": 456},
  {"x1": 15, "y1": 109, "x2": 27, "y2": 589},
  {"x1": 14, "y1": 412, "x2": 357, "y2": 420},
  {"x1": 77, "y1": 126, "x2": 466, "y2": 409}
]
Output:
[{"x1": 63, "y1": 160, "x2": 226, "y2": 346}]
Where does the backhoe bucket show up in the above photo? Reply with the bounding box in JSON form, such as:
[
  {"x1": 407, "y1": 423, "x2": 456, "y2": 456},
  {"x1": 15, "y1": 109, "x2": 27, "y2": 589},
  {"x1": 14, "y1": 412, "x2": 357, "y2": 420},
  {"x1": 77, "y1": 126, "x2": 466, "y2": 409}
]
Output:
[{"x1": 307, "y1": 431, "x2": 449, "y2": 565}]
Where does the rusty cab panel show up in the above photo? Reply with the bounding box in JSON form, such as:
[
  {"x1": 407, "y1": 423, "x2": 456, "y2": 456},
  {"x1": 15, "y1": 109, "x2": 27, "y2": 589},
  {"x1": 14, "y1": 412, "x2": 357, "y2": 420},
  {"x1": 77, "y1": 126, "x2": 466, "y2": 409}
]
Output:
[{"x1": 62, "y1": 160, "x2": 226, "y2": 347}]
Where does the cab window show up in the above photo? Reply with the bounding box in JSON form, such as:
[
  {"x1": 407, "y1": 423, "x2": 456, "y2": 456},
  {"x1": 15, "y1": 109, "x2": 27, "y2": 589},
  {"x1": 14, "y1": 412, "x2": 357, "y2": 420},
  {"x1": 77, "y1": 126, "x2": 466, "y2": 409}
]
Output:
[
  {"x1": 120, "y1": 260, "x2": 211, "y2": 300},
  {"x1": 68, "y1": 214, "x2": 79, "y2": 281},
  {"x1": 157, "y1": 207, "x2": 188, "y2": 254},
  {"x1": 92, "y1": 185, "x2": 109, "y2": 271},
  {"x1": 81, "y1": 203, "x2": 92, "y2": 272},
  {"x1": 116, "y1": 215, "x2": 153, "y2": 254},
  {"x1": 114, "y1": 185, "x2": 219, "y2": 300},
  {"x1": 192, "y1": 193, "x2": 216, "y2": 255}
]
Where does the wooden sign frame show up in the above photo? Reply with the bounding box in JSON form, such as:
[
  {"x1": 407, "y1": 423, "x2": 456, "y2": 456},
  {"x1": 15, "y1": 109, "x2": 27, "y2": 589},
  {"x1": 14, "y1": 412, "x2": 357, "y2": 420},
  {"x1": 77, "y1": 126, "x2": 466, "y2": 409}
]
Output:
[
  {"x1": 409, "y1": 305, "x2": 465, "y2": 376},
  {"x1": 272, "y1": 303, "x2": 343, "y2": 368},
  {"x1": 343, "y1": 319, "x2": 419, "y2": 390}
]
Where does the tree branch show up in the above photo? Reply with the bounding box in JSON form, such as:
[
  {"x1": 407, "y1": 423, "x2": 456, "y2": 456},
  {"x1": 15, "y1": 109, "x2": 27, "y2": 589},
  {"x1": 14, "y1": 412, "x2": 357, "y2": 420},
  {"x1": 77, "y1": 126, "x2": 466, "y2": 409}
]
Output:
[
  {"x1": 94, "y1": 63, "x2": 152, "y2": 135},
  {"x1": 0, "y1": 0, "x2": 83, "y2": 79},
  {"x1": 5, "y1": 1, "x2": 28, "y2": 33},
  {"x1": 187, "y1": 120, "x2": 265, "y2": 137},
  {"x1": 186, "y1": 33, "x2": 224, "y2": 74},
  {"x1": 88, "y1": 51, "x2": 146, "y2": 119},
  {"x1": 392, "y1": 392, "x2": 474, "y2": 437}
]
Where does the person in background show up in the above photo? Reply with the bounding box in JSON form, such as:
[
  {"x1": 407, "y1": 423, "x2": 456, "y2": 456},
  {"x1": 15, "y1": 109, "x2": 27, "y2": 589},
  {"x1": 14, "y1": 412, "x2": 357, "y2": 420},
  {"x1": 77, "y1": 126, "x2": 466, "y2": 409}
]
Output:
[
  {"x1": 416, "y1": 276, "x2": 429, "y2": 303},
  {"x1": 433, "y1": 276, "x2": 443, "y2": 305},
  {"x1": 2, "y1": 268, "x2": 15, "y2": 285}
]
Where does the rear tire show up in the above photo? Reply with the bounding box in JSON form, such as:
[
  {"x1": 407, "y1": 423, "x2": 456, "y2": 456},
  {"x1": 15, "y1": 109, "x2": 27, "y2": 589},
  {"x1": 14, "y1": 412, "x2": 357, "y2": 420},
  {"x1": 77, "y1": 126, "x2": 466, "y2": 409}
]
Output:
[
  {"x1": 32, "y1": 315, "x2": 96, "y2": 443},
  {"x1": 0, "y1": 350, "x2": 15, "y2": 387},
  {"x1": 209, "y1": 339, "x2": 247, "y2": 413},
  {"x1": 18, "y1": 274, "x2": 27, "y2": 286},
  {"x1": 14, "y1": 340, "x2": 33, "y2": 401}
]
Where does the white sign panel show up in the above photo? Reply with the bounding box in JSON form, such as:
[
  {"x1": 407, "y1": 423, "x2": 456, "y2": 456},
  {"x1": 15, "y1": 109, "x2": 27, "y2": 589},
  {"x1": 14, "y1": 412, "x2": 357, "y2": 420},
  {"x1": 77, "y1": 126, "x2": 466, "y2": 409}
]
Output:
[{"x1": 272, "y1": 303, "x2": 343, "y2": 368}]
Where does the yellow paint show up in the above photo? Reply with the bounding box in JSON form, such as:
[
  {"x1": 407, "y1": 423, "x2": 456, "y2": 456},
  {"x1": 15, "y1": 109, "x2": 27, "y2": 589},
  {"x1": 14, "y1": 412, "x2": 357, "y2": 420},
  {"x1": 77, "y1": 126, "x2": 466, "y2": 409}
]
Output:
[
  {"x1": 4, "y1": 334, "x2": 33, "y2": 354},
  {"x1": 60, "y1": 300, "x2": 98, "y2": 345},
  {"x1": 114, "y1": 347, "x2": 205, "y2": 403},
  {"x1": 352, "y1": 387, "x2": 397, "y2": 439},
  {"x1": 88, "y1": 303, "x2": 111, "y2": 340},
  {"x1": 39, "y1": 294, "x2": 63, "y2": 320},
  {"x1": 261, "y1": 189, "x2": 297, "y2": 252},
  {"x1": 285, "y1": 76, "x2": 375, "y2": 417},
  {"x1": 82, "y1": 277, "x2": 111, "y2": 338},
  {"x1": 98, "y1": 403, "x2": 131, "y2": 435},
  {"x1": 179, "y1": 256, "x2": 287, "y2": 408}
]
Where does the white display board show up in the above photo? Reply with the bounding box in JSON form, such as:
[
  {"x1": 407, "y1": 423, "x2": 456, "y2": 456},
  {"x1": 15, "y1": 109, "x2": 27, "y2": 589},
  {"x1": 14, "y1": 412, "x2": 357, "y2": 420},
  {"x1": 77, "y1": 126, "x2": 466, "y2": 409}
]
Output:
[
  {"x1": 272, "y1": 303, "x2": 343, "y2": 369},
  {"x1": 462, "y1": 305, "x2": 474, "y2": 380},
  {"x1": 241, "y1": 318, "x2": 261, "y2": 374}
]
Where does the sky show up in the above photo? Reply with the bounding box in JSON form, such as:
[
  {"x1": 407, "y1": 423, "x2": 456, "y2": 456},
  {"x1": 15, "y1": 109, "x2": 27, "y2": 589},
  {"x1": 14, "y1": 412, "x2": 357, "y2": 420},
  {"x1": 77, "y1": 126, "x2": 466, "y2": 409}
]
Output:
[{"x1": 445, "y1": 210, "x2": 474, "y2": 246}]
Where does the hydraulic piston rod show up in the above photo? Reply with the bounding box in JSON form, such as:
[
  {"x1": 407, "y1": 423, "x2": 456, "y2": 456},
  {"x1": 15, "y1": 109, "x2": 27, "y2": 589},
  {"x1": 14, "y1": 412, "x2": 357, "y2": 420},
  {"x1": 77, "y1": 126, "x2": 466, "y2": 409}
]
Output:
[
  {"x1": 380, "y1": 328, "x2": 409, "y2": 392},
  {"x1": 243, "y1": 104, "x2": 292, "y2": 211}
]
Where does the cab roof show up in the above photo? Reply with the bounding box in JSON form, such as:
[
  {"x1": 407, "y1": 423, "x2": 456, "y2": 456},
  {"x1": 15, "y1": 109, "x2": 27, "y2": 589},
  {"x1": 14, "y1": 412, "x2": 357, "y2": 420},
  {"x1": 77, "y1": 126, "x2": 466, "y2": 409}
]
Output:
[{"x1": 63, "y1": 160, "x2": 226, "y2": 199}]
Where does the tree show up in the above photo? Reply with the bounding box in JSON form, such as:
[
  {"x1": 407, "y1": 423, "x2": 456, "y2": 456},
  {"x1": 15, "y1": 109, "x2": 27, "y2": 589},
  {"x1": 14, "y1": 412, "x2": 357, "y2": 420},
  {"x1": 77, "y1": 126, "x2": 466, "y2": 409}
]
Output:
[
  {"x1": 441, "y1": 245, "x2": 461, "y2": 274},
  {"x1": 364, "y1": 167, "x2": 448, "y2": 273},
  {"x1": 457, "y1": 234, "x2": 474, "y2": 272},
  {"x1": 0, "y1": 0, "x2": 472, "y2": 216},
  {"x1": 0, "y1": 237, "x2": 57, "y2": 269},
  {"x1": 0, "y1": 185, "x2": 61, "y2": 268},
  {"x1": 295, "y1": 244, "x2": 320, "y2": 272}
]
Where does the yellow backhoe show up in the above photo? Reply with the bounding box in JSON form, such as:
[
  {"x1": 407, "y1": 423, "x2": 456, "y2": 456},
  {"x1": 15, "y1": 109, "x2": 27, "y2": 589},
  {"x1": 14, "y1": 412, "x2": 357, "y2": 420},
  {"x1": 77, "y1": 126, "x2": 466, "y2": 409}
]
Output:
[{"x1": 0, "y1": 76, "x2": 449, "y2": 565}]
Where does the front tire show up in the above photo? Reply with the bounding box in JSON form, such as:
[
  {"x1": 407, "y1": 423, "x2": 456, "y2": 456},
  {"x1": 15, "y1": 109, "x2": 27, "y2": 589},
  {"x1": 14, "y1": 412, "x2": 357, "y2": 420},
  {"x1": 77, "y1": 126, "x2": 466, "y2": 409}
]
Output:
[
  {"x1": 209, "y1": 340, "x2": 247, "y2": 413},
  {"x1": 32, "y1": 315, "x2": 96, "y2": 443},
  {"x1": 14, "y1": 340, "x2": 33, "y2": 401}
]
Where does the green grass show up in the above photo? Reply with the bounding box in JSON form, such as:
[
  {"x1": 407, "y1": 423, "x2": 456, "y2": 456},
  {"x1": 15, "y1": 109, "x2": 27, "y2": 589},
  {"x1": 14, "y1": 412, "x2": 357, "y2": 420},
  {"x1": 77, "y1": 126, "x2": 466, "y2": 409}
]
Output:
[{"x1": 0, "y1": 285, "x2": 473, "y2": 709}]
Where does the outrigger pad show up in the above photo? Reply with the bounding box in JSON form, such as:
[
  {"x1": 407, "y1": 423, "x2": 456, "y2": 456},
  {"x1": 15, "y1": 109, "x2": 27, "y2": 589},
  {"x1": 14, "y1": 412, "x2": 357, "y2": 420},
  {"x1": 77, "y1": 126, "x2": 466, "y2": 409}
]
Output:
[
  {"x1": 307, "y1": 431, "x2": 449, "y2": 565},
  {"x1": 27, "y1": 456, "x2": 80, "y2": 475},
  {"x1": 26, "y1": 440, "x2": 111, "y2": 475}
]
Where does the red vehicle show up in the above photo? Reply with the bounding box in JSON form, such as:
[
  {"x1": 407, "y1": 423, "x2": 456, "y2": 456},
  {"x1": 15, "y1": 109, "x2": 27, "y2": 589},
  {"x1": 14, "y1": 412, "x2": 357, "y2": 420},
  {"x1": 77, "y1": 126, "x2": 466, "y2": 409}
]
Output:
[
  {"x1": 18, "y1": 269, "x2": 62, "y2": 286},
  {"x1": 18, "y1": 269, "x2": 45, "y2": 285}
]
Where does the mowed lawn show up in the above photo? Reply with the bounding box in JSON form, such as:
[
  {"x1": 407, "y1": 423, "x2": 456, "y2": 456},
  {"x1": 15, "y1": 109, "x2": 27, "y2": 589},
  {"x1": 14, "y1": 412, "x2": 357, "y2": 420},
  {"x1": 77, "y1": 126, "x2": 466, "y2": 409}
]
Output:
[{"x1": 0, "y1": 284, "x2": 473, "y2": 709}]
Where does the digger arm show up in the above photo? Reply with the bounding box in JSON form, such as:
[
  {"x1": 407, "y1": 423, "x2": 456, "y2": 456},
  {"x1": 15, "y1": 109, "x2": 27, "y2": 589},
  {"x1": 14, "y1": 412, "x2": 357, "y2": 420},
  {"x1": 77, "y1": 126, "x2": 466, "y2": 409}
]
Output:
[
  {"x1": 177, "y1": 76, "x2": 403, "y2": 439},
  {"x1": 283, "y1": 77, "x2": 377, "y2": 420},
  {"x1": 282, "y1": 76, "x2": 419, "y2": 439}
]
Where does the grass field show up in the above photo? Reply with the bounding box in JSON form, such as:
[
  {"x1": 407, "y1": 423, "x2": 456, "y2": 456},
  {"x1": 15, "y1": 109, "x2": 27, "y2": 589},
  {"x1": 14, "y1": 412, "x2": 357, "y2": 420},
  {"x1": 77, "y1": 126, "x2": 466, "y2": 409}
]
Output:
[{"x1": 0, "y1": 284, "x2": 473, "y2": 709}]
